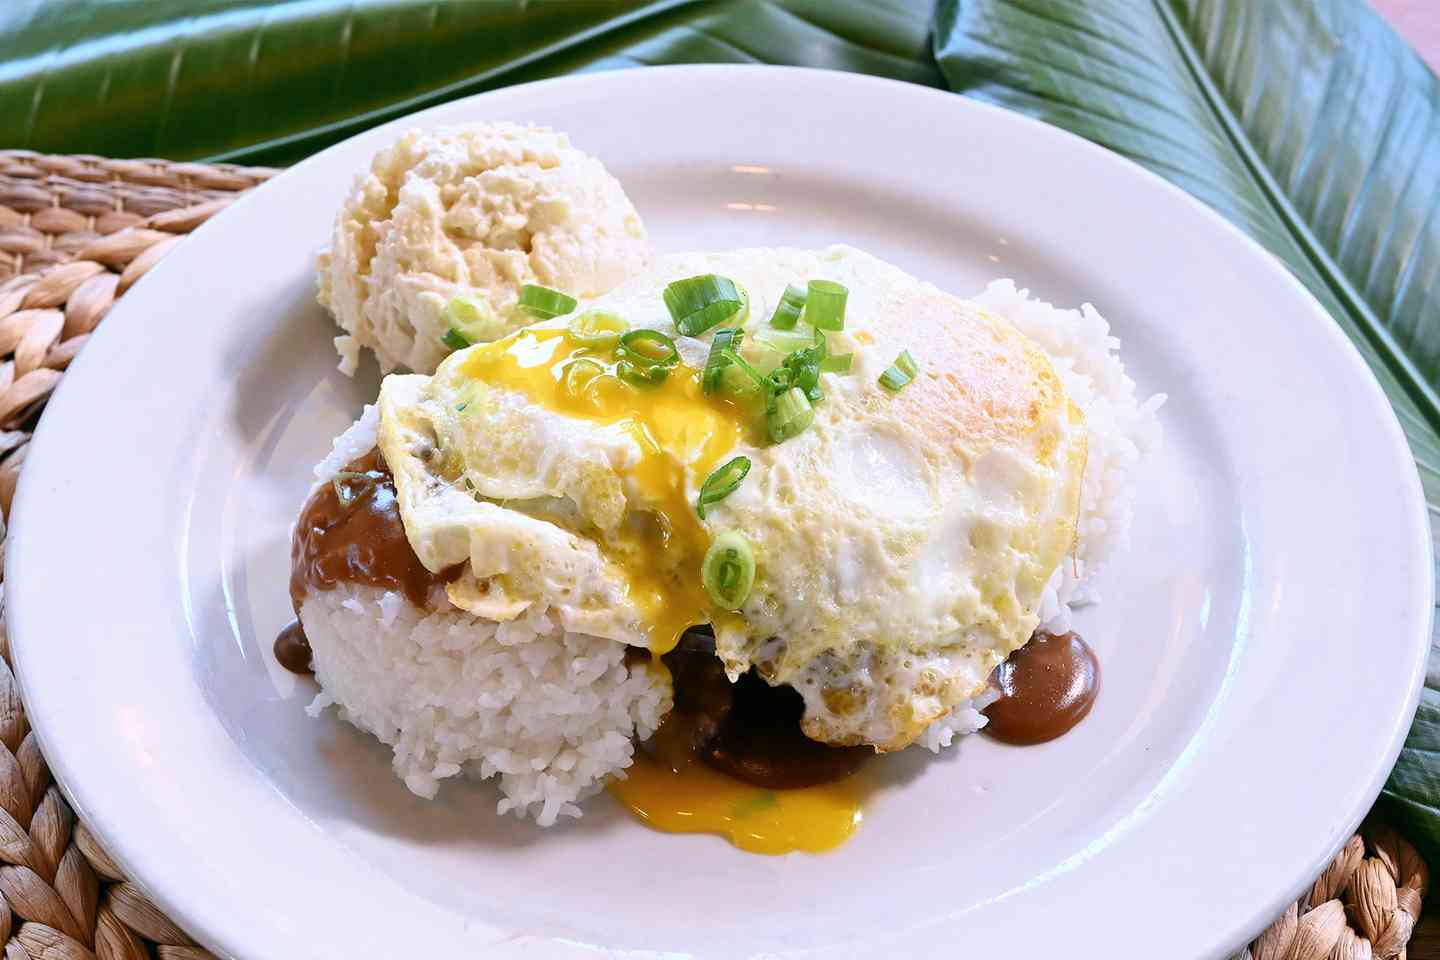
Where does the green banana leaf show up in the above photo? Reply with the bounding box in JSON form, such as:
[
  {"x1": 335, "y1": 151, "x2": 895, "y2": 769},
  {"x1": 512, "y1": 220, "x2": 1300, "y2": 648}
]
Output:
[
  {"x1": 933, "y1": 0, "x2": 1440, "y2": 855},
  {"x1": 0, "y1": 0, "x2": 942, "y2": 165},
  {"x1": 4, "y1": 0, "x2": 1440, "y2": 862}
]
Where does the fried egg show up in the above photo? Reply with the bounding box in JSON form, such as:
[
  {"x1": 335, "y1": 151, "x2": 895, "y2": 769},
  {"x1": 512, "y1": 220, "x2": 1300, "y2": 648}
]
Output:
[{"x1": 376, "y1": 245, "x2": 1086, "y2": 750}]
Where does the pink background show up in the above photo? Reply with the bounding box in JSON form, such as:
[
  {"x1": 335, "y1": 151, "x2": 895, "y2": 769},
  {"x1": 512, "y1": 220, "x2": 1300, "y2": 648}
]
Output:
[{"x1": 1374, "y1": 0, "x2": 1439, "y2": 72}]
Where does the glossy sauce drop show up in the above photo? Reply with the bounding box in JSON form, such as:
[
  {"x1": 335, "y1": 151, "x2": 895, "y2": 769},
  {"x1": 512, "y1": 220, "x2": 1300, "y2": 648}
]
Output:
[
  {"x1": 273, "y1": 620, "x2": 313, "y2": 675},
  {"x1": 983, "y1": 631, "x2": 1099, "y2": 745}
]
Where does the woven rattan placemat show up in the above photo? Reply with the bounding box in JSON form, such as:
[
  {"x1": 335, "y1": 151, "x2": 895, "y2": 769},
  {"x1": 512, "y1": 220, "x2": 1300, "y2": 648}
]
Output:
[{"x1": 0, "y1": 148, "x2": 1429, "y2": 960}]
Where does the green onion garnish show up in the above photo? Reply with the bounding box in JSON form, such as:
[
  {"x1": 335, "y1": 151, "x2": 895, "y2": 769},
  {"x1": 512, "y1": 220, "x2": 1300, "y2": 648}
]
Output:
[
  {"x1": 702, "y1": 329, "x2": 742, "y2": 394},
  {"x1": 769, "y1": 283, "x2": 806, "y2": 330},
  {"x1": 697, "y1": 456, "x2": 751, "y2": 518},
  {"x1": 753, "y1": 327, "x2": 819, "y2": 356},
  {"x1": 878, "y1": 367, "x2": 910, "y2": 391},
  {"x1": 768, "y1": 386, "x2": 814, "y2": 442},
  {"x1": 664, "y1": 274, "x2": 745, "y2": 337},
  {"x1": 879, "y1": 350, "x2": 919, "y2": 392},
  {"x1": 766, "y1": 332, "x2": 826, "y2": 405},
  {"x1": 617, "y1": 329, "x2": 680, "y2": 367},
  {"x1": 721, "y1": 349, "x2": 765, "y2": 395},
  {"x1": 616, "y1": 358, "x2": 670, "y2": 388},
  {"x1": 440, "y1": 328, "x2": 471, "y2": 352},
  {"x1": 702, "y1": 530, "x2": 756, "y2": 610},
  {"x1": 568, "y1": 309, "x2": 627, "y2": 348},
  {"x1": 444, "y1": 294, "x2": 506, "y2": 344},
  {"x1": 804, "y1": 279, "x2": 848, "y2": 331},
  {"x1": 820, "y1": 352, "x2": 853, "y2": 373},
  {"x1": 518, "y1": 283, "x2": 577, "y2": 318},
  {"x1": 896, "y1": 350, "x2": 918, "y2": 378},
  {"x1": 561, "y1": 358, "x2": 605, "y2": 399}
]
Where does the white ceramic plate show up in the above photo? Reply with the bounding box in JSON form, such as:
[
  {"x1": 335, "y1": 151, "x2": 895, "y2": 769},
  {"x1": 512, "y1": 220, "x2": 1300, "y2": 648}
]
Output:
[{"x1": 7, "y1": 67, "x2": 1431, "y2": 958}]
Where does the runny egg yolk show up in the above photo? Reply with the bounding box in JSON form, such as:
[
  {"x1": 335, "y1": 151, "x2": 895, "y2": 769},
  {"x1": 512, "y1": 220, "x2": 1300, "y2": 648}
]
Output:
[
  {"x1": 462, "y1": 328, "x2": 865, "y2": 853},
  {"x1": 607, "y1": 717, "x2": 865, "y2": 855},
  {"x1": 460, "y1": 328, "x2": 749, "y2": 653}
]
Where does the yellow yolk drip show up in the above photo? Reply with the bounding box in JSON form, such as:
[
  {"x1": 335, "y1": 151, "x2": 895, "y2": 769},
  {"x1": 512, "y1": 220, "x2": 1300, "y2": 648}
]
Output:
[
  {"x1": 460, "y1": 329, "x2": 750, "y2": 653},
  {"x1": 608, "y1": 720, "x2": 865, "y2": 855}
]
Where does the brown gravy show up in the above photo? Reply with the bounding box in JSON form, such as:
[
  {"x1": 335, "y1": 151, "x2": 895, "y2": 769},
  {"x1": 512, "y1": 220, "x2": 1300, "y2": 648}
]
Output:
[
  {"x1": 273, "y1": 620, "x2": 313, "y2": 675},
  {"x1": 983, "y1": 631, "x2": 1099, "y2": 745},
  {"x1": 663, "y1": 632, "x2": 870, "y2": 789},
  {"x1": 280, "y1": 449, "x2": 463, "y2": 675},
  {"x1": 289, "y1": 449, "x2": 461, "y2": 611}
]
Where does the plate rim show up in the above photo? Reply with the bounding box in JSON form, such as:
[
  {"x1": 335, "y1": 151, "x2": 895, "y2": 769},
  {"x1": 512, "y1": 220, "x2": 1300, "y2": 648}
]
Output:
[{"x1": 6, "y1": 63, "x2": 1432, "y2": 958}]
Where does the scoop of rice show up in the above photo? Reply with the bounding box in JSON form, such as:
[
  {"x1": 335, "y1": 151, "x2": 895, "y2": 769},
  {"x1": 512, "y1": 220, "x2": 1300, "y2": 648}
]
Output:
[
  {"x1": 317, "y1": 122, "x2": 650, "y2": 376},
  {"x1": 300, "y1": 408, "x2": 670, "y2": 825},
  {"x1": 915, "y1": 280, "x2": 1164, "y2": 752}
]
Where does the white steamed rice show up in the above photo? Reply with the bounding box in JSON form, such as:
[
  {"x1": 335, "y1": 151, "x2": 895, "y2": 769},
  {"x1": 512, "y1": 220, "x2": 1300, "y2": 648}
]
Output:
[
  {"x1": 302, "y1": 406, "x2": 669, "y2": 826},
  {"x1": 300, "y1": 280, "x2": 1163, "y2": 815},
  {"x1": 303, "y1": 585, "x2": 668, "y2": 825}
]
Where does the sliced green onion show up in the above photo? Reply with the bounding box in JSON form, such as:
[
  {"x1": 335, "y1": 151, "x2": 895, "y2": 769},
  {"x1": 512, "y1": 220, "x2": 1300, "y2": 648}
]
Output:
[
  {"x1": 664, "y1": 274, "x2": 745, "y2": 336},
  {"x1": 804, "y1": 279, "x2": 848, "y2": 331},
  {"x1": 702, "y1": 530, "x2": 756, "y2": 610},
  {"x1": 722, "y1": 349, "x2": 766, "y2": 392},
  {"x1": 810, "y1": 326, "x2": 829, "y2": 359},
  {"x1": 440, "y1": 328, "x2": 472, "y2": 352},
  {"x1": 568, "y1": 309, "x2": 627, "y2": 348},
  {"x1": 561, "y1": 358, "x2": 605, "y2": 399},
  {"x1": 618, "y1": 329, "x2": 680, "y2": 368},
  {"x1": 820, "y1": 352, "x2": 853, "y2": 373},
  {"x1": 766, "y1": 365, "x2": 795, "y2": 395},
  {"x1": 753, "y1": 327, "x2": 820, "y2": 356},
  {"x1": 792, "y1": 356, "x2": 822, "y2": 395},
  {"x1": 696, "y1": 456, "x2": 751, "y2": 518},
  {"x1": 769, "y1": 283, "x2": 807, "y2": 330},
  {"x1": 768, "y1": 386, "x2": 814, "y2": 443},
  {"x1": 764, "y1": 332, "x2": 827, "y2": 407},
  {"x1": 746, "y1": 345, "x2": 784, "y2": 377},
  {"x1": 721, "y1": 362, "x2": 763, "y2": 396},
  {"x1": 879, "y1": 350, "x2": 920, "y2": 392},
  {"x1": 878, "y1": 366, "x2": 911, "y2": 392},
  {"x1": 703, "y1": 329, "x2": 742, "y2": 394},
  {"x1": 518, "y1": 283, "x2": 577, "y2": 318},
  {"x1": 895, "y1": 350, "x2": 919, "y2": 378},
  {"x1": 878, "y1": 352, "x2": 917, "y2": 392},
  {"x1": 616, "y1": 358, "x2": 670, "y2": 388},
  {"x1": 444, "y1": 294, "x2": 506, "y2": 344}
]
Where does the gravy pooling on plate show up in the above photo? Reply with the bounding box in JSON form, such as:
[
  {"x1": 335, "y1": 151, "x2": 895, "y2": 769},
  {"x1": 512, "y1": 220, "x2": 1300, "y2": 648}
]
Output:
[
  {"x1": 273, "y1": 621, "x2": 313, "y2": 675},
  {"x1": 983, "y1": 631, "x2": 1100, "y2": 745}
]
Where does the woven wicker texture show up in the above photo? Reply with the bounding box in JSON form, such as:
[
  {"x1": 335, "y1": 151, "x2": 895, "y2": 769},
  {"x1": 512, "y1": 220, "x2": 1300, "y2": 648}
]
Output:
[
  {"x1": 0, "y1": 152, "x2": 274, "y2": 282},
  {"x1": 1240, "y1": 825, "x2": 1429, "y2": 960},
  {"x1": 0, "y1": 149, "x2": 1427, "y2": 958}
]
